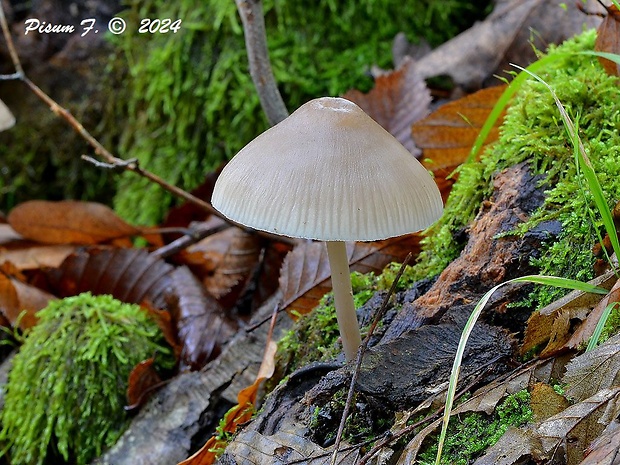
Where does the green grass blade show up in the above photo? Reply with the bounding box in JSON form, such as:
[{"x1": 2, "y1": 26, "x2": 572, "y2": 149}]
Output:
[
  {"x1": 586, "y1": 301, "x2": 620, "y2": 352},
  {"x1": 435, "y1": 275, "x2": 607, "y2": 465}
]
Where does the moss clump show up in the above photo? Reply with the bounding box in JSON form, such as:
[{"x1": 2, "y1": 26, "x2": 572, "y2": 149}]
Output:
[
  {"x1": 111, "y1": 0, "x2": 491, "y2": 225},
  {"x1": 403, "y1": 29, "x2": 620, "y2": 307},
  {"x1": 0, "y1": 293, "x2": 173, "y2": 465},
  {"x1": 418, "y1": 390, "x2": 533, "y2": 465}
]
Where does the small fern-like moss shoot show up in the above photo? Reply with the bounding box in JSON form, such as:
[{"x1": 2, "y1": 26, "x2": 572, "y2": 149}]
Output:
[{"x1": 0, "y1": 293, "x2": 173, "y2": 465}]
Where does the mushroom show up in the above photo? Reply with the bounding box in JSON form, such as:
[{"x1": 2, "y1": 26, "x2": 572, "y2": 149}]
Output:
[{"x1": 211, "y1": 97, "x2": 443, "y2": 361}]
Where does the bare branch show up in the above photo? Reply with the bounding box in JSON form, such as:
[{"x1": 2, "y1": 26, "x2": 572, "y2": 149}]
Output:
[{"x1": 235, "y1": 0, "x2": 289, "y2": 125}]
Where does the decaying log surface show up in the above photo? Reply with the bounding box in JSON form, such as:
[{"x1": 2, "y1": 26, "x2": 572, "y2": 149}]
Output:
[{"x1": 217, "y1": 162, "x2": 558, "y2": 463}]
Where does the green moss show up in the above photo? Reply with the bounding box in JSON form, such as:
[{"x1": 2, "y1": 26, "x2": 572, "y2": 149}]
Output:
[
  {"x1": 418, "y1": 390, "x2": 533, "y2": 465},
  {"x1": 111, "y1": 0, "x2": 491, "y2": 225},
  {"x1": 0, "y1": 293, "x2": 173, "y2": 465},
  {"x1": 276, "y1": 272, "x2": 380, "y2": 371},
  {"x1": 404, "y1": 29, "x2": 620, "y2": 307}
]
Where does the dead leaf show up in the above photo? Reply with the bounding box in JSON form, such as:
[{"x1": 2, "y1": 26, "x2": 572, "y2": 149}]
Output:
[
  {"x1": 279, "y1": 235, "x2": 421, "y2": 316},
  {"x1": 580, "y1": 420, "x2": 620, "y2": 465},
  {"x1": 0, "y1": 264, "x2": 55, "y2": 329},
  {"x1": 596, "y1": 4, "x2": 620, "y2": 76},
  {"x1": 535, "y1": 387, "x2": 620, "y2": 464},
  {"x1": 343, "y1": 56, "x2": 432, "y2": 155},
  {"x1": 530, "y1": 382, "x2": 570, "y2": 422},
  {"x1": 169, "y1": 267, "x2": 237, "y2": 370},
  {"x1": 567, "y1": 276, "x2": 620, "y2": 350},
  {"x1": 8, "y1": 200, "x2": 140, "y2": 245},
  {"x1": 0, "y1": 244, "x2": 76, "y2": 270},
  {"x1": 477, "y1": 387, "x2": 620, "y2": 465},
  {"x1": 473, "y1": 426, "x2": 541, "y2": 465},
  {"x1": 412, "y1": 85, "x2": 507, "y2": 177},
  {"x1": 412, "y1": 0, "x2": 603, "y2": 90},
  {"x1": 521, "y1": 270, "x2": 617, "y2": 357},
  {"x1": 182, "y1": 225, "x2": 262, "y2": 308},
  {"x1": 126, "y1": 357, "x2": 162, "y2": 410},
  {"x1": 563, "y1": 334, "x2": 620, "y2": 403}
]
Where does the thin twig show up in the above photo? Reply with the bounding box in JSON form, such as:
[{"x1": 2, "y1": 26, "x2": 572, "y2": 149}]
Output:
[
  {"x1": 235, "y1": 0, "x2": 288, "y2": 125},
  {"x1": 0, "y1": 3, "x2": 294, "y2": 246},
  {"x1": 329, "y1": 253, "x2": 413, "y2": 465},
  {"x1": 150, "y1": 223, "x2": 231, "y2": 259}
]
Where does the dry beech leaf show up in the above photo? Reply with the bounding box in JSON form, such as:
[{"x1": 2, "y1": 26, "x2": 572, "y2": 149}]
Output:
[
  {"x1": 596, "y1": 4, "x2": 620, "y2": 77},
  {"x1": 580, "y1": 420, "x2": 620, "y2": 465},
  {"x1": 126, "y1": 357, "x2": 162, "y2": 410},
  {"x1": 473, "y1": 427, "x2": 541, "y2": 465},
  {"x1": 0, "y1": 98, "x2": 15, "y2": 132},
  {"x1": 46, "y1": 247, "x2": 235, "y2": 370},
  {"x1": 343, "y1": 56, "x2": 431, "y2": 155},
  {"x1": 0, "y1": 244, "x2": 76, "y2": 270},
  {"x1": 521, "y1": 270, "x2": 616, "y2": 357},
  {"x1": 169, "y1": 266, "x2": 237, "y2": 370},
  {"x1": 530, "y1": 382, "x2": 570, "y2": 422},
  {"x1": 535, "y1": 387, "x2": 620, "y2": 464},
  {"x1": 567, "y1": 276, "x2": 620, "y2": 350},
  {"x1": 182, "y1": 225, "x2": 262, "y2": 308},
  {"x1": 279, "y1": 235, "x2": 421, "y2": 316},
  {"x1": 413, "y1": 84, "x2": 507, "y2": 177},
  {"x1": 8, "y1": 200, "x2": 140, "y2": 245},
  {"x1": 563, "y1": 334, "x2": 620, "y2": 403},
  {"x1": 0, "y1": 264, "x2": 55, "y2": 329}
]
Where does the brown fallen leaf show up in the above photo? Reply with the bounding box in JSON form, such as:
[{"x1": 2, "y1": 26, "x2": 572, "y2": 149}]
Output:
[
  {"x1": 181, "y1": 224, "x2": 262, "y2": 309},
  {"x1": 412, "y1": 85, "x2": 508, "y2": 178},
  {"x1": 535, "y1": 387, "x2": 620, "y2": 464},
  {"x1": 279, "y1": 235, "x2": 421, "y2": 316},
  {"x1": 595, "y1": 4, "x2": 620, "y2": 77},
  {"x1": 580, "y1": 420, "x2": 620, "y2": 465},
  {"x1": 567, "y1": 275, "x2": 620, "y2": 351},
  {"x1": 530, "y1": 382, "x2": 570, "y2": 422},
  {"x1": 126, "y1": 357, "x2": 163, "y2": 410},
  {"x1": 169, "y1": 266, "x2": 237, "y2": 370},
  {"x1": 0, "y1": 263, "x2": 55, "y2": 329},
  {"x1": 411, "y1": 0, "x2": 603, "y2": 90},
  {"x1": 0, "y1": 244, "x2": 76, "y2": 270},
  {"x1": 343, "y1": 56, "x2": 432, "y2": 155},
  {"x1": 8, "y1": 200, "x2": 139, "y2": 245},
  {"x1": 563, "y1": 334, "x2": 620, "y2": 403},
  {"x1": 477, "y1": 387, "x2": 620, "y2": 465},
  {"x1": 521, "y1": 270, "x2": 617, "y2": 357}
]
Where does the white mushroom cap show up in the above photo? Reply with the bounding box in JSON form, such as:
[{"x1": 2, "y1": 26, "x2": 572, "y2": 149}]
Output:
[{"x1": 212, "y1": 97, "x2": 443, "y2": 241}]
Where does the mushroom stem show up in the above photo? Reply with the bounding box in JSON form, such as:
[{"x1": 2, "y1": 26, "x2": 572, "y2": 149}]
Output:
[{"x1": 326, "y1": 240, "x2": 362, "y2": 361}]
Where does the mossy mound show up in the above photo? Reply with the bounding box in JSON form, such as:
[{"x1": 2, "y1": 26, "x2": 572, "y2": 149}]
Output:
[
  {"x1": 408, "y1": 28, "x2": 620, "y2": 308},
  {"x1": 111, "y1": 0, "x2": 491, "y2": 225},
  {"x1": 0, "y1": 293, "x2": 173, "y2": 465}
]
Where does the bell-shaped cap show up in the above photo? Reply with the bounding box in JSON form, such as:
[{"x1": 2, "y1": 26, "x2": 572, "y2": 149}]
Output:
[{"x1": 212, "y1": 97, "x2": 443, "y2": 241}]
